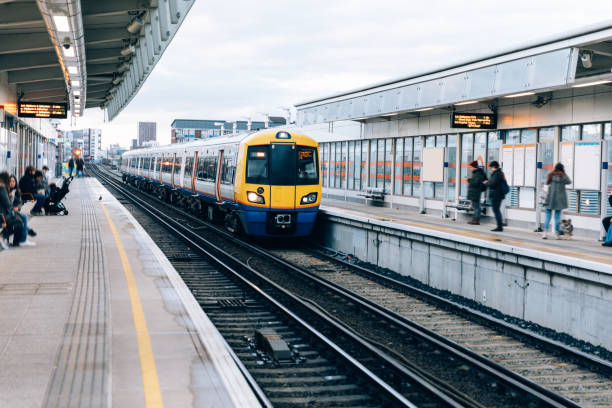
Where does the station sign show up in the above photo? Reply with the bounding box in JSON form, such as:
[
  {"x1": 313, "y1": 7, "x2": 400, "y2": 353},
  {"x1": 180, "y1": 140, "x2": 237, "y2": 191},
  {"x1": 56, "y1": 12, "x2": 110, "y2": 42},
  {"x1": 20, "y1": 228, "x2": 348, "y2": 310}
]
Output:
[
  {"x1": 18, "y1": 102, "x2": 68, "y2": 119},
  {"x1": 451, "y1": 112, "x2": 497, "y2": 129}
]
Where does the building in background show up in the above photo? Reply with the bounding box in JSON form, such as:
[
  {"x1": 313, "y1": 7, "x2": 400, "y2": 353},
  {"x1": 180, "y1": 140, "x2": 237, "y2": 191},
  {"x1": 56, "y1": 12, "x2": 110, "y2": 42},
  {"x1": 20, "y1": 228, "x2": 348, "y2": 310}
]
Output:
[
  {"x1": 63, "y1": 128, "x2": 102, "y2": 161},
  {"x1": 170, "y1": 117, "x2": 286, "y2": 144},
  {"x1": 138, "y1": 121, "x2": 157, "y2": 145}
]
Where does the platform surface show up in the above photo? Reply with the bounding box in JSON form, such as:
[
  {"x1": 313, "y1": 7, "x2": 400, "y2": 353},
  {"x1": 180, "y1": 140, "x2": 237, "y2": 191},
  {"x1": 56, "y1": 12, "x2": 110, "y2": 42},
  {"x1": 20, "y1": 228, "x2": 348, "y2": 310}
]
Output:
[
  {"x1": 321, "y1": 198, "x2": 612, "y2": 268},
  {"x1": 0, "y1": 177, "x2": 261, "y2": 408}
]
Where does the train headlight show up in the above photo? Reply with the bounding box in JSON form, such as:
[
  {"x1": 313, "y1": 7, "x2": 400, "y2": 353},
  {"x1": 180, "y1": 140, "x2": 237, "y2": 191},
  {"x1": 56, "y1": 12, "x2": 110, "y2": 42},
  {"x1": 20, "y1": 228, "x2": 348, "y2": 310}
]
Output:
[
  {"x1": 247, "y1": 191, "x2": 265, "y2": 204},
  {"x1": 300, "y1": 192, "x2": 318, "y2": 204}
]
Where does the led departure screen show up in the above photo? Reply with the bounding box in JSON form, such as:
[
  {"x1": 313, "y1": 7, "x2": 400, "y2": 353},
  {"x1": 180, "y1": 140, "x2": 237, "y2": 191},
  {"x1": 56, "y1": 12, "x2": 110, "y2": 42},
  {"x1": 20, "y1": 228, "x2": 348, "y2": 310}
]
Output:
[
  {"x1": 451, "y1": 112, "x2": 497, "y2": 129},
  {"x1": 18, "y1": 102, "x2": 68, "y2": 119}
]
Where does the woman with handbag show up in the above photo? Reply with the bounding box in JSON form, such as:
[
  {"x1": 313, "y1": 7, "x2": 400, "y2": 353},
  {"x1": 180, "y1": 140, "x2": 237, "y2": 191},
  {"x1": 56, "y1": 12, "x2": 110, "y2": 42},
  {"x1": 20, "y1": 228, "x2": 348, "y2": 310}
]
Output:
[
  {"x1": 486, "y1": 161, "x2": 509, "y2": 232},
  {"x1": 542, "y1": 163, "x2": 571, "y2": 239}
]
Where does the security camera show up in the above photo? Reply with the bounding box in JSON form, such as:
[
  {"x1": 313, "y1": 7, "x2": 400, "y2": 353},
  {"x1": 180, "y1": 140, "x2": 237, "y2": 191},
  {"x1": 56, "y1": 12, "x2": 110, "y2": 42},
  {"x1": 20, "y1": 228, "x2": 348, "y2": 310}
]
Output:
[
  {"x1": 580, "y1": 52, "x2": 593, "y2": 69},
  {"x1": 62, "y1": 37, "x2": 71, "y2": 50}
]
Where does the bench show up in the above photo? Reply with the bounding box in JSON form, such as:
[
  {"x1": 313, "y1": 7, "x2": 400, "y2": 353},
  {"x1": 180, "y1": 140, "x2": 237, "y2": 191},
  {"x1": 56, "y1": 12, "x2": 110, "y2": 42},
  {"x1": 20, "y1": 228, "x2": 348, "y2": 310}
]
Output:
[
  {"x1": 358, "y1": 187, "x2": 386, "y2": 204},
  {"x1": 445, "y1": 198, "x2": 489, "y2": 216}
]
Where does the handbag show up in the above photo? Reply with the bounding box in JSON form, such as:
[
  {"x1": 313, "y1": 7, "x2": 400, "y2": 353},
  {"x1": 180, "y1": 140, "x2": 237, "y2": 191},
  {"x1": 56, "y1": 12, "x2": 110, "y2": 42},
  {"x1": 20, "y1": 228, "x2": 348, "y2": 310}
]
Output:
[{"x1": 502, "y1": 178, "x2": 510, "y2": 195}]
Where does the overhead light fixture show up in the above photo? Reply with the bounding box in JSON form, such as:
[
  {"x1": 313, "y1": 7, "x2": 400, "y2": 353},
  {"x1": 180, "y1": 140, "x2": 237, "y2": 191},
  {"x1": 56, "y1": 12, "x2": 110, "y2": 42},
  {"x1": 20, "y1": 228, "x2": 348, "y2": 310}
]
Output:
[
  {"x1": 117, "y1": 63, "x2": 129, "y2": 73},
  {"x1": 67, "y1": 65, "x2": 77, "y2": 74},
  {"x1": 381, "y1": 112, "x2": 398, "y2": 117},
  {"x1": 504, "y1": 92, "x2": 535, "y2": 98},
  {"x1": 126, "y1": 16, "x2": 143, "y2": 34},
  {"x1": 455, "y1": 100, "x2": 479, "y2": 105},
  {"x1": 415, "y1": 107, "x2": 433, "y2": 111},
  {"x1": 112, "y1": 76, "x2": 122, "y2": 85},
  {"x1": 72, "y1": 80, "x2": 80, "y2": 87},
  {"x1": 63, "y1": 47, "x2": 75, "y2": 58},
  {"x1": 53, "y1": 15, "x2": 70, "y2": 32},
  {"x1": 580, "y1": 52, "x2": 593, "y2": 69},
  {"x1": 73, "y1": 90, "x2": 80, "y2": 96},
  {"x1": 572, "y1": 80, "x2": 612, "y2": 88},
  {"x1": 120, "y1": 45, "x2": 135, "y2": 56}
]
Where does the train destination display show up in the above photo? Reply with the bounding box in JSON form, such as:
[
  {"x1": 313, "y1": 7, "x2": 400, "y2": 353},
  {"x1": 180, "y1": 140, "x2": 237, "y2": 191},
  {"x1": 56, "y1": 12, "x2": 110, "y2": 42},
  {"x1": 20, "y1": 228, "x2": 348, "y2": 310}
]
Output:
[
  {"x1": 18, "y1": 102, "x2": 67, "y2": 119},
  {"x1": 451, "y1": 112, "x2": 497, "y2": 129}
]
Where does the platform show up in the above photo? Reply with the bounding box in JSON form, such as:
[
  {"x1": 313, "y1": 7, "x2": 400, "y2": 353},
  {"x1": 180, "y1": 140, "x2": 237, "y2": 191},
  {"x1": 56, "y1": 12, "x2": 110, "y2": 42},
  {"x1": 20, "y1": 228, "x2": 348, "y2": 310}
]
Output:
[
  {"x1": 0, "y1": 178, "x2": 261, "y2": 408},
  {"x1": 317, "y1": 197, "x2": 612, "y2": 350}
]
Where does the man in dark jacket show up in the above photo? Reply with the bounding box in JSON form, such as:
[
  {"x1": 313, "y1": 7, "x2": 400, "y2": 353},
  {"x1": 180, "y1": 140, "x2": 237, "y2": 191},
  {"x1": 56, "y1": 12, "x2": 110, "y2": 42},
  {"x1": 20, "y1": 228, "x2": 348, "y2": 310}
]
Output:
[
  {"x1": 76, "y1": 157, "x2": 84, "y2": 177},
  {"x1": 68, "y1": 157, "x2": 75, "y2": 176},
  {"x1": 467, "y1": 160, "x2": 487, "y2": 225},
  {"x1": 486, "y1": 161, "x2": 507, "y2": 232},
  {"x1": 19, "y1": 167, "x2": 46, "y2": 216}
]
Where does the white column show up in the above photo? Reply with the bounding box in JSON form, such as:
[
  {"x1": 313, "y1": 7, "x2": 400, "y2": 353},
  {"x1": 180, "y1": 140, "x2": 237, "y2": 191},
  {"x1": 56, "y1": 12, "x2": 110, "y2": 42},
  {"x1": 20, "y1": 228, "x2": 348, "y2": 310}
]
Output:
[
  {"x1": 601, "y1": 140, "x2": 609, "y2": 240},
  {"x1": 535, "y1": 143, "x2": 542, "y2": 231},
  {"x1": 419, "y1": 135, "x2": 425, "y2": 214}
]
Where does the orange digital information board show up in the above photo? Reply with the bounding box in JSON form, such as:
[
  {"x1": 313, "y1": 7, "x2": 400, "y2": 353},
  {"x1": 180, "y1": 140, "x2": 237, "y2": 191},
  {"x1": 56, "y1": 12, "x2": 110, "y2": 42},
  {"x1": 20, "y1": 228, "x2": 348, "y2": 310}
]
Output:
[
  {"x1": 18, "y1": 102, "x2": 67, "y2": 119},
  {"x1": 451, "y1": 112, "x2": 497, "y2": 129}
]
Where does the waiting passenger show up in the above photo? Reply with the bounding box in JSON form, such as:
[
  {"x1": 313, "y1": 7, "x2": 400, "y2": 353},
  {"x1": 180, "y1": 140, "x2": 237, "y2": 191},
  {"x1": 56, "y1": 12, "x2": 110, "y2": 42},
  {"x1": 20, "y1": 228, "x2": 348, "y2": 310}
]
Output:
[
  {"x1": 8, "y1": 175, "x2": 37, "y2": 246},
  {"x1": 601, "y1": 194, "x2": 612, "y2": 247},
  {"x1": 41, "y1": 165, "x2": 50, "y2": 196},
  {"x1": 19, "y1": 166, "x2": 46, "y2": 215},
  {"x1": 76, "y1": 157, "x2": 85, "y2": 177},
  {"x1": 541, "y1": 163, "x2": 571, "y2": 240},
  {"x1": 485, "y1": 161, "x2": 508, "y2": 232},
  {"x1": 68, "y1": 157, "x2": 75, "y2": 177},
  {"x1": 467, "y1": 160, "x2": 487, "y2": 225},
  {"x1": 0, "y1": 172, "x2": 24, "y2": 248}
]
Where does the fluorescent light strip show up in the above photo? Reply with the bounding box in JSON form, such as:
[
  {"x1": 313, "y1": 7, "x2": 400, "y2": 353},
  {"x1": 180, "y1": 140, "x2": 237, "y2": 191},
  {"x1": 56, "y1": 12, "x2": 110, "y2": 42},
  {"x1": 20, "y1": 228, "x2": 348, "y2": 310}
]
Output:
[
  {"x1": 67, "y1": 66, "x2": 77, "y2": 74},
  {"x1": 63, "y1": 47, "x2": 75, "y2": 58},
  {"x1": 504, "y1": 91, "x2": 535, "y2": 98},
  {"x1": 53, "y1": 15, "x2": 70, "y2": 32},
  {"x1": 455, "y1": 100, "x2": 479, "y2": 106},
  {"x1": 415, "y1": 107, "x2": 433, "y2": 112},
  {"x1": 572, "y1": 80, "x2": 612, "y2": 88},
  {"x1": 72, "y1": 80, "x2": 80, "y2": 87},
  {"x1": 381, "y1": 112, "x2": 398, "y2": 117}
]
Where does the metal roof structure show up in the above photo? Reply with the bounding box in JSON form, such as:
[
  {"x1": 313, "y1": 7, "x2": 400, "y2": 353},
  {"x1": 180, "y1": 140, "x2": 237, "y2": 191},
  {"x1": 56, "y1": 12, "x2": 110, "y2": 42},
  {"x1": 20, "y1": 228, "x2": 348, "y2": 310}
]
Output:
[
  {"x1": 171, "y1": 118, "x2": 287, "y2": 130},
  {"x1": 0, "y1": 0, "x2": 194, "y2": 120},
  {"x1": 295, "y1": 20, "x2": 612, "y2": 126}
]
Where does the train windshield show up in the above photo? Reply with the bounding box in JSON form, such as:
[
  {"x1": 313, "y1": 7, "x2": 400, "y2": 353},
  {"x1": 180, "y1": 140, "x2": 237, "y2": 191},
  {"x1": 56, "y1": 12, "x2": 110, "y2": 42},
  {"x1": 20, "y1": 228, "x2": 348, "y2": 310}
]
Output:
[{"x1": 246, "y1": 144, "x2": 319, "y2": 186}]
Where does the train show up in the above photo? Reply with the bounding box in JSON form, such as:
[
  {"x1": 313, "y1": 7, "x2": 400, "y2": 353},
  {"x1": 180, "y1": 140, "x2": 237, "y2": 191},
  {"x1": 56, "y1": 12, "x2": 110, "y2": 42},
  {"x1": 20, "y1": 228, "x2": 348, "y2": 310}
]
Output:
[{"x1": 121, "y1": 129, "x2": 321, "y2": 237}]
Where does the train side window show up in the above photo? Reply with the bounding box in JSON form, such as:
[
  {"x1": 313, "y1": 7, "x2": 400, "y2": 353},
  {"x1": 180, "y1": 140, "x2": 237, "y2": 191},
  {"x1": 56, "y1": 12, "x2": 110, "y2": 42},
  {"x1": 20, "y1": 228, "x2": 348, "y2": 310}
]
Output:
[
  {"x1": 184, "y1": 156, "x2": 194, "y2": 177},
  {"x1": 221, "y1": 151, "x2": 236, "y2": 184},
  {"x1": 246, "y1": 146, "x2": 269, "y2": 184},
  {"x1": 296, "y1": 146, "x2": 319, "y2": 185}
]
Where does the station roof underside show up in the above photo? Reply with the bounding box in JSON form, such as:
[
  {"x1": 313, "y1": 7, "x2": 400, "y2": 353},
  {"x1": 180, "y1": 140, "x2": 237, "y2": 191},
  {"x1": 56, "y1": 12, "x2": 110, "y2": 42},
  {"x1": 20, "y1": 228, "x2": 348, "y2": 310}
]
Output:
[
  {"x1": 295, "y1": 20, "x2": 612, "y2": 126},
  {"x1": 0, "y1": 0, "x2": 194, "y2": 120}
]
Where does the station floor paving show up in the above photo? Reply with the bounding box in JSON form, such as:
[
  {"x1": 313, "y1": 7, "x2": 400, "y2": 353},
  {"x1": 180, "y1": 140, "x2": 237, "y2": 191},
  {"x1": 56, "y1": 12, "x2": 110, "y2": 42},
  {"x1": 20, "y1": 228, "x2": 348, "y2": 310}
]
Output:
[
  {"x1": 0, "y1": 177, "x2": 260, "y2": 408},
  {"x1": 321, "y1": 198, "x2": 612, "y2": 266}
]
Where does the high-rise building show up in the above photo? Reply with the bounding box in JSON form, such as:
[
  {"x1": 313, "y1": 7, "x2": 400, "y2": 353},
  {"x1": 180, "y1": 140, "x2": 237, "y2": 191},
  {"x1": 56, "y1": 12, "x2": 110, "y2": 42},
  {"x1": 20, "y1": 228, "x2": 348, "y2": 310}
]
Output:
[
  {"x1": 138, "y1": 122, "x2": 157, "y2": 145},
  {"x1": 64, "y1": 128, "x2": 102, "y2": 160}
]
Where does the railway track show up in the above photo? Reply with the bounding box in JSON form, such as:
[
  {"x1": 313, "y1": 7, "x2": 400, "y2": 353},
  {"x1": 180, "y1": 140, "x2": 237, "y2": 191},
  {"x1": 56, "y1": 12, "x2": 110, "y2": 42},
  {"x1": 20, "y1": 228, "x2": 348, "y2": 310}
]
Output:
[
  {"x1": 91, "y1": 165, "x2": 610, "y2": 407},
  {"x1": 90, "y1": 167, "x2": 461, "y2": 407}
]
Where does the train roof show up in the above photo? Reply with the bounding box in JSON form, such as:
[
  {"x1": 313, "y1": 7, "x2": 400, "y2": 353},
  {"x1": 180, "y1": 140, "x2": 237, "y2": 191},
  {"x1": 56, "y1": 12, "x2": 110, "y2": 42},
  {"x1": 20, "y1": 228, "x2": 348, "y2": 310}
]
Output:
[{"x1": 122, "y1": 128, "x2": 317, "y2": 157}]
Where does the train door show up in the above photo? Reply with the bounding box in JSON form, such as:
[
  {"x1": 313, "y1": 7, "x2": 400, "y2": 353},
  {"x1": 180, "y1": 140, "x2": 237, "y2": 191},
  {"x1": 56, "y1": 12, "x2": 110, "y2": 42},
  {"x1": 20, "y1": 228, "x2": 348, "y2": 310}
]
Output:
[
  {"x1": 171, "y1": 153, "x2": 177, "y2": 187},
  {"x1": 215, "y1": 149, "x2": 224, "y2": 202},
  {"x1": 192, "y1": 151, "x2": 198, "y2": 194},
  {"x1": 269, "y1": 143, "x2": 296, "y2": 210}
]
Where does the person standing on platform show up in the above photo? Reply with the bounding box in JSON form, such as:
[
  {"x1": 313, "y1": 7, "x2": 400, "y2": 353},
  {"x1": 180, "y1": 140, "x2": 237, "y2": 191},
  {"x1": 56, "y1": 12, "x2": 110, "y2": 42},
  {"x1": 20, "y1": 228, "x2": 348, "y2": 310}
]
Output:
[
  {"x1": 485, "y1": 161, "x2": 508, "y2": 232},
  {"x1": 601, "y1": 194, "x2": 612, "y2": 246},
  {"x1": 542, "y1": 163, "x2": 571, "y2": 239},
  {"x1": 467, "y1": 160, "x2": 487, "y2": 225},
  {"x1": 68, "y1": 157, "x2": 75, "y2": 177},
  {"x1": 41, "y1": 165, "x2": 50, "y2": 196},
  {"x1": 76, "y1": 157, "x2": 84, "y2": 177}
]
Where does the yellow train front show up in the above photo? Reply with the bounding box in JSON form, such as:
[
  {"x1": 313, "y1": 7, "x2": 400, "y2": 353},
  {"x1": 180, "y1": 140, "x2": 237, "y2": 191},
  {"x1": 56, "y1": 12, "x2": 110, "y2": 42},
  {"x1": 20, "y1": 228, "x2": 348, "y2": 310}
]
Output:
[{"x1": 235, "y1": 130, "x2": 321, "y2": 237}]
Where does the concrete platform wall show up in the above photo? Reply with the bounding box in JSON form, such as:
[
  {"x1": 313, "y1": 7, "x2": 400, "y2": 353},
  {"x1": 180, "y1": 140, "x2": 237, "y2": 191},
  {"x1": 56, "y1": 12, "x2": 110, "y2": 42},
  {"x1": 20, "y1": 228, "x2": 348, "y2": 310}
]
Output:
[{"x1": 315, "y1": 210, "x2": 612, "y2": 350}]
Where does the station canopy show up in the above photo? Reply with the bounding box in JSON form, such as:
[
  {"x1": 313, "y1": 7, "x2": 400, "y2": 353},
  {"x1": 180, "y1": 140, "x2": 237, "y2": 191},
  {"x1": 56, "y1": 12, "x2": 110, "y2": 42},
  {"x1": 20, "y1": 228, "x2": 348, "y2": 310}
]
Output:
[
  {"x1": 295, "y1": 20, "x2": 612, "y2": 126},
  {"x1": 0, "y1": 0, "x2": 194, "y2": 120}
]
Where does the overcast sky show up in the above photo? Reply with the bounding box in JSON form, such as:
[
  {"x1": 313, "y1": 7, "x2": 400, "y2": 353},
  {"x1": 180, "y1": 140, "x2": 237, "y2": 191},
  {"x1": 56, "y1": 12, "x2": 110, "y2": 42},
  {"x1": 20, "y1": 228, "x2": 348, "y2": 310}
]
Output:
[{"x1": 59, "y1": 1, "x2": 612, "y2": 148}]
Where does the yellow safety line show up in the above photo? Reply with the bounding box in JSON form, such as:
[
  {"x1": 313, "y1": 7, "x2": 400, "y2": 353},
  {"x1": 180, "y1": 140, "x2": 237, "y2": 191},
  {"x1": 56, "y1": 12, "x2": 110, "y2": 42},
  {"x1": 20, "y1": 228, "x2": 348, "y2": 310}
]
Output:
[
  {"x1": 100, "y1": 202, "x2": 164, "y2": 408},
  {"x1": 335, "y1": 207, "x2": 612, "y2": 265}
]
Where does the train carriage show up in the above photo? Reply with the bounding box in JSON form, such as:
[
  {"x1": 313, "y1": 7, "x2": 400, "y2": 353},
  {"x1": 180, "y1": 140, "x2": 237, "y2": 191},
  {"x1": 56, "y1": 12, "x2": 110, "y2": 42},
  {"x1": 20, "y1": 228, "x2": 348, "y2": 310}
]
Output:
[{"x1": 121, "y1": 129, "x2": 321, "y2": 237}]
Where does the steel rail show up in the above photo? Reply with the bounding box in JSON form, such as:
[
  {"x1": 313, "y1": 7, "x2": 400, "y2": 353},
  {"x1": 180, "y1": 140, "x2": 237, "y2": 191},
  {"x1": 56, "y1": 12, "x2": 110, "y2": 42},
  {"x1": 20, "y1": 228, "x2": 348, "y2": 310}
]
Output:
[{"x1": 91, "y1": 166, "x2": 448, "y2": 408}]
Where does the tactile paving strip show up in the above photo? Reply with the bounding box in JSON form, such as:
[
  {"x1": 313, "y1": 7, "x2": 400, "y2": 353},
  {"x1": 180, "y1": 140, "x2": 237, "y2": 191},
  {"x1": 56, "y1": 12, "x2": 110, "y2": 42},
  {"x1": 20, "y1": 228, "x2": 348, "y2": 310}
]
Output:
[{"x1": 43, "y1": 193, "x2": 111, "y2": 408}]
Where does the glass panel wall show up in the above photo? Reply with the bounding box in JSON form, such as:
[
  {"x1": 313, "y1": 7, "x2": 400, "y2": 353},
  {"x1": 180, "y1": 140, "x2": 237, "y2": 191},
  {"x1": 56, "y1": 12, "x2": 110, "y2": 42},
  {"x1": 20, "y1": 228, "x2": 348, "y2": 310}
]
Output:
[
  {"x1": 384, "y1": 139, "x2": 392, "y2": 192},
  {"x1": 403, "y1": 138, "x2": 413, "y2": 196},
  {"x1": 447, "y1": 135, "x2": 457, "y2": 199},
  {"x1": 561, "y1": 125, "x2": 580, "y2": 141},
  {"x1": 361, "y1": 141, "x2": 368, "y2": 190},
  {"x1": 434, "y1": 135, "x2": 446, "y2": 198},
  {"x1": 369, "y1": 140, "x2": 377, "y2": 188},
  {"x1": 340, "y1": 141, "x2": 347, "y2": 188},
  {"x1": 347, "y1": 141, "x2": 354, "y2": 190},
  {"x1": 412, "y1": 137, "x2": 422, "y2": 196},
  {"x1": 423, "y1": 136, "x2": 435, "y2": 198},
  {"x1": 394, "y1": 138, "x2": 403, "y2": 195},
  {"x1": 321, "y1": 143, "x2": 328, "y2": 187},
  {"x1": 460, "y1": 133, "x2": 473, "y2": 197},
  {"x1": 539, "y1": 127, "x2": 555, "y2": 185},
  {"x1": 606, "y1": 123, "x2": 612, "y2": 217},
  {"x1": 329, "y1": 142, "x2": 336, "y2": 188}
]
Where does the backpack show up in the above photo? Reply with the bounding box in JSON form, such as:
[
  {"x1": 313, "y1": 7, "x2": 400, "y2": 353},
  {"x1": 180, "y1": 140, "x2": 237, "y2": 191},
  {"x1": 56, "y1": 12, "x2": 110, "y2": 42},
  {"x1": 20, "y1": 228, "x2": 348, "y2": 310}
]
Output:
[{"x1": 502, "y1": 177, "x2": 510, "y2": 195}]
